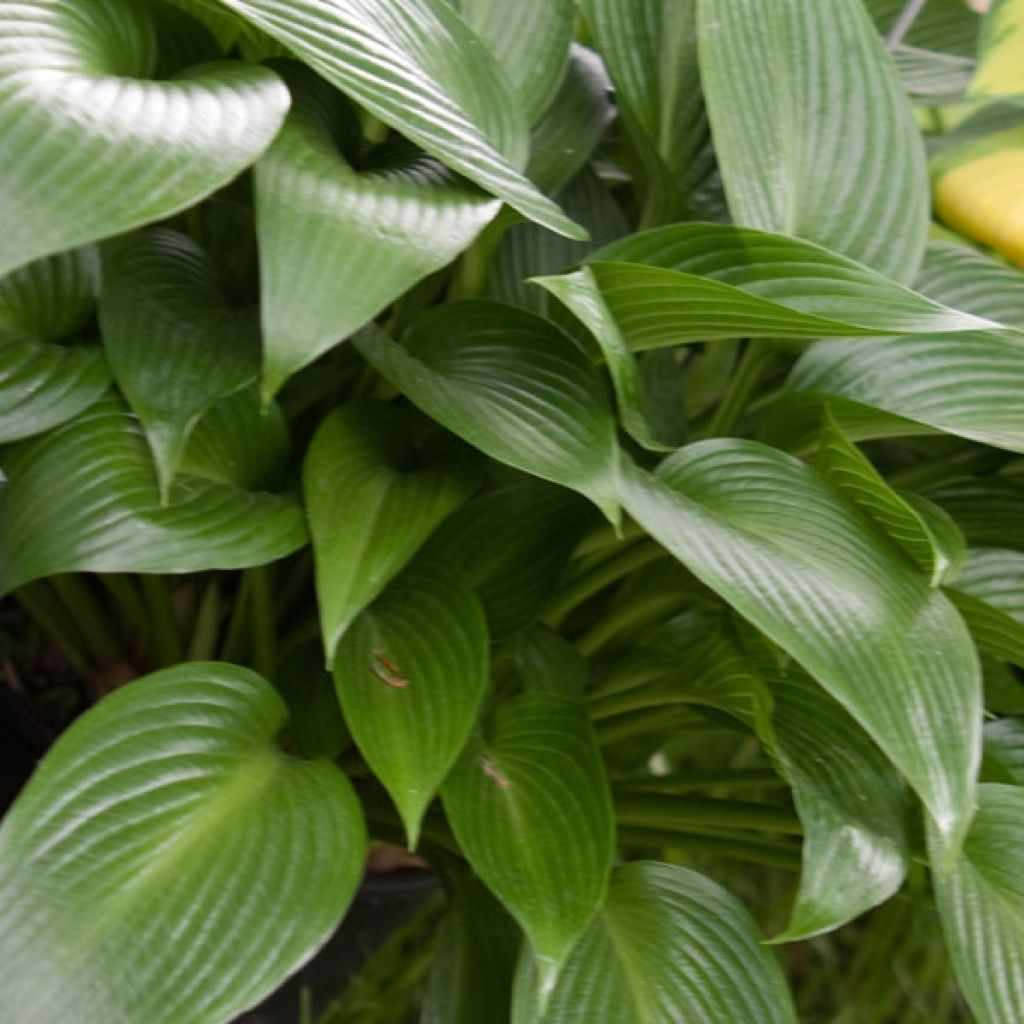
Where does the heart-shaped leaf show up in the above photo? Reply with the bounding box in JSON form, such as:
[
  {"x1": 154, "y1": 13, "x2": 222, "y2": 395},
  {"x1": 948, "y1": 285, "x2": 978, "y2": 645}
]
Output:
[
  {"x1": 215, "y1": 0, "x2": 583, "y2": 239},
  {"x1": 442, "y1": 693, "x2": 615, "y2": 994},
  {"x1": 354, "y1": 304, "x2": 622, "y2": 524},
  {"x1": 305, "y1": 400, "x2": 479, "y2": 663},
  {"x1": 0, "y1": 0, "x2": 289, "y2": 276},
  {"x1": 0, "y1": 662, "x2": 366, "y2": 1024},
  {"x1": 333, "y1": 559, "x2": 490, "y2": 847},
  {"x1": 0, "y1": 397, "x2": 307, "y2": 597},
  {"x1": 617, "y1": 443, "x2": 981, "y2": 851},
  {"x1": 99, "y1": 229, "x2": 262, "y2": 497},
  {"x1": 254, "y1": 68, "x2": 500, "y2": 397},
  {"x1": 697, "y1": 0, "x2": 928, "y2": 281},
  {"x1": 512, "y1": 861, "x2": 797, "y2": 1023},
  {"x1": 928, "y1": 783, "x2": 1024, "y2": 1023}
]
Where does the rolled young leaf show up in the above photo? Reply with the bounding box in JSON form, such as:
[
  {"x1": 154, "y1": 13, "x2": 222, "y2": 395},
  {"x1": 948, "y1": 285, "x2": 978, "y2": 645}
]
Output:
[
  {"x1": 304, "y1": 400, "x2": 479, "y2": 663},
  {"x1": 512, "y1": 861, "x2": 797, "y2": 1024},
  {"x1": 0, "y1": 663, "x2": 367, "y2": 1024},
  {"x1": 617, "y1": 443, "x2": 981, "y2": 851},
  {"x1": 214, "y1": 0, "x2": 584, "y2": 239},
  {"x1": 0, "y1": 397, "x2": 308, "y2": 597},
  {"x1": 333, "y1": 559, "x2": 490, "y2": 847},
  {"x1": 0, "y1": 0, "x2": 289, "y2": 276},
  {"x1": 442, "y1": 693, "x2": 615, "y2": 997},
  {"x1": 697, "y1": 0, "x2": 929, "y2": 282}
]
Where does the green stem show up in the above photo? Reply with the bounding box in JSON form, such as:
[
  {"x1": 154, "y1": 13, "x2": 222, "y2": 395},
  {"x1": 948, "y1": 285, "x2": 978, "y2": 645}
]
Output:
[
  {"x1": 572, "y1": 519, "x2": 645, "y2": 560},
  {"x1": 617, "y1": 826, "x2": 801, "y2": 871},
  {"x1": 188, "y1": 579, "x2": 222, "y2": 662},
  {"x1": 614, "y1": 770, "x2": 787, "y2": 794},
  {"x1": 701, "y1": 340, "x2": 775, "y2": 439},
  {"x1": 615, "y1": 791, "x2": 803, "y2": 835},
  {"x1": 141, "y1": 575, "x2": 183, "y2": 667},
  {"x1": 49, "y1": 574, "x2": 121, "y2": 667},
  {"x1": 99, "y1": 574, "x2": 151, "y2": 639},
  {"x1": 249, "y1": 566, "x2": 276, "y2": 679},
  {"x1": 445, "y1": 210, "x2": 517, "y2": 301},
  {"x1": 220, "y1": 573, "x2": 251, "y2": 664},
  {"x1": 596, "y1": 706, "x2": 727, "y2": 746},
  {"x1": 14, "y1": 582, "x2": 93, "y2": 676},
  {"x1": 577, "y1": 590, "x2": 687, "y2": 656}
]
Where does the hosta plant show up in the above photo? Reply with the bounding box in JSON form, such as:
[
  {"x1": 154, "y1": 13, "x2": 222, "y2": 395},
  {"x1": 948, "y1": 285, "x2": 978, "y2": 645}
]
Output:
[{"x1": 3, "y1": 0, "x2": 1024, "y2": 1021}]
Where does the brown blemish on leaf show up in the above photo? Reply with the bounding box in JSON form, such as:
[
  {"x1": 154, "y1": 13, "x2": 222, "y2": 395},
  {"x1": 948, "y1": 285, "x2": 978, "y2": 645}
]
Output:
[
  {"x1": 481, "y1": 757, "x2": 511, "y2": 790},
  {"x1": 370, "y1": 649, "x2": 409, "y2": 688}
]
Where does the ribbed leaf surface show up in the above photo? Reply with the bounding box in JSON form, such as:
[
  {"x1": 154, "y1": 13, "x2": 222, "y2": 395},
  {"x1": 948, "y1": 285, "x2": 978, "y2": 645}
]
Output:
[
  {"x1": 443, "y1": 693, "x2": 615, "y2": 992},
  {"x1": 0, "y1": 663, "x2": 366, "y2": 1024},
  {"x1": 0, "y1": 0, "x2": 289, "y2": 276},
  {"x1": 0, "y1": 398, "x2": 307, "y2": 596},
  {"x1": 215, "y1": 0, "x2": 584, "y2": 238},
  {"x1": 333, "y1": 560, "x2": 489, "y2": 846},
  {"x1": 617, "y1": 444, "x2": 981, "y2": 850},
  {"x1": 512, "y1": 862, "x2": 797, "y2": 1023},
  {"x1": 697, "y1": 0, "x2": 928, "y2": 281}
]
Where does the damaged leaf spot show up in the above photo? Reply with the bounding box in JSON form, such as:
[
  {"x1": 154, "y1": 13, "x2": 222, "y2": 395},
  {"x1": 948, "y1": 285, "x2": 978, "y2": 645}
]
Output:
[
  {"x1": 481, "y1": 756, "x2": 511, "y2": 790},
  {"x1": 370, "y1": 649, "x2": 410, "y2": 688}
]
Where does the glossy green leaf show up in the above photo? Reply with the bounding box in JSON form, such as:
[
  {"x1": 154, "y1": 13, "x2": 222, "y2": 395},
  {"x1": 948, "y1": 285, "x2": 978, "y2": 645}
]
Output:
[
  {"x1": 443, "y1": 693, "x2": 615, "y2": 994},
  {"x1": 99, "y1": 230, "x2": 261, "y2": 497},
  {"x1": 584, "y1": 0, "x2": 709, "y2": 226},
  {"x1": 617, "y1": 443, "x2": 981, "y2": 850},
  {"x1": 333, "y1": 559, "x2": 489, "y2": 846},
  {"x1": 0, "y1": 246, "x2": 108, "y2": 442},
  {"x1": 215, "y1": 0, "x2": 584, "y2": 239},
  {"x1": 254, "y1": 68, "x2": 500, "y2": 397},
  {"x1": 0, "y1": 662, "x2": 367, "y2": 1024},
  {"x1": 425, "y1": 477, "x2": 590, "y2": 641},
  {"x1": 697, "y1": 0, "x2": 928, "y2": 281},
  {"x1": 0, "y1": 398, "x2": 307, "y2": 597},
  {"x1": 928, "y1": 783, "x2": 1024, "y2": 1024},
  {"x1": 421, "y1": 874, "x2": 520, "y2": 1024},
  {"x1": 354, "y1": 305, "x2": 622, "y2": 524},
  {"x1": 915, "y1": 241, "x2": 1024, "y2": 328},
  {"x1": 818, "y1": 410, "x2": 957, "y2": 585},
  {"x1": 946, "y1": 588, "x2": 1024, "y2": 670},
  {"x1": 538, "y1": 223, "x2": 995, "y2": 356},
  {"x1": 956, "y1": 548, "x2": 1024, "y2": 624},
  {"x1": 512, "y1": 861, "x2": 797, "y2": 1024},
  {"x1": 305, "y1": 400, "x2": 479, "y2": 663},
  {"x1": 0, "y1": 0, "x2": 289, "y2": 277},
  {"x1": 452, "y1": 0, "x2": 575, "y2": 124}
]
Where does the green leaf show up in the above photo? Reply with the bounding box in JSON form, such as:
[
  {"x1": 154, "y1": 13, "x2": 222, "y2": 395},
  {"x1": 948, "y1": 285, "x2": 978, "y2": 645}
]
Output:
[
  {"x1": 928, "y1": 783, "x2": 1024, "y2": 1024},
  {"x1": 305, "y1": 400, "x2": 479, "y2": 663},
  {"x1": 915, "y1": 241, "x2": 1024, "y2": 328},
  {"x1": 512, "y1": 861, "x2": 797, "y2": 1024},
  {"x1": 442, "y1": 693, "x2": 615, "y2": 994},
  {"x1": 982, "y1": 718, "x2": 1024, "y2": 785},
  {"x1": 508, "y1": 625, "x2": 589, "y2": 700},
  {"x1": 353, "y1": 305, "x2": 622, "y2": 524},
  {"x1": 254, "y1": 68, "x2": 500, "y2": 397},
  {"x1": 99, "y1": 229, "x2": 262, "y2": 498},
  {"x1": 421, "y1": 874, "x2": 521, "y2": 1024},
  {"x1": 0, "y1": 398, "x2": 307, "y2": 597},
  {"x1": 863, "y1": 0, "x2": 979, "y2": 55},
  {"x1": 818, "y1": 410, "x2": 959, "y2": 585},
  {"x1": 696, "y1": 0, "x2": 928, "y2": 281},
  {"x1": 0, "y1": 662, "x2": 367, "y2": 1024},
  {"x1": 538, "y1": 223, "x2": 995, "y2": 355},
  {"x1": 215, "y1": 0, "x2": 584, "y2": 239},
  {"x1": 452, "y1": 0, "x2": 576, "y2": 124},
  {"x1": 0, "y1": 0, "x2": 289, "y2": 276},
  {"x1": 617, "y1": 443, "x2": 981, "y2": 850},
  {"x1": 928, "y1": 477, "x2": 1024, "y2": 550},
  {"x1": 424, "y1": 477, "x2": 590, "y2": 641},
  {"x1": 892, "y1": 44, "x2": 975, "y2": 104},
  {"x1": 584, "y1": 0, "x2": 710, "y2": 225},
  {"x1": 956, "y1": 548, "x2": 1024, "y2": 623},
  {"x1": 276, "y1": 638, "x2": 350, "y2": 760},
  {"x1": 333, "y1": 559, "x2": 489, "y2": 847},
  {"x1": 946, "y1": 588, "x2": 1024, "y2": 670}
]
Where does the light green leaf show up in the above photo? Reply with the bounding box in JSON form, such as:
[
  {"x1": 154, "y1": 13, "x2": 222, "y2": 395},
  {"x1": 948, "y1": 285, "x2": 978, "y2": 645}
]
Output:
[
  {"x1": 305, "y1": 400, "x2": 479, "y2": 663},
  {"x1": 0, "y1": 663, "x2": 366, "y2": 1024},
  {"x1": 697, "y1": 0, "x2": 928, "y2": 281},
  {"x1": 254, "y1": 68, "x2": 500, "y2": 397},
  {"x1": 512, "y1": 861, "x2": 797, "y2": 1024},
  {"x1": 928, "y1": 783, "x2": 1024, "y2": 1024},
  {"x1": 0, "y1": 0, "x2": 289, "y2": 277},
  {"x1": 215, "y1": 0, "x2": 584, "y2": 239},
  {"x1": 0, "y1": 398, "x2": 307, "y2": 597},
  {"x1": 333, "y1": 559, "x2": 489, "y2": 847},
  {"x1": 584, "y1": 0, "x2": 710, "y2": 226},
  {"x1": 818, "y1": 410, "x2": 958, "y2": 585},
  {"x1": 425, "y1": 476, "x2": 591, "y2": 641},
  {"x1": 452, "y1": 0, "x2": 576, "y2": 124},
  {"x1": 617, "y1": 443, "x2": 981, "y2": 850},
  {"x1": 538, "y1": 223, "x2": 994, "y2": 355},
  {"x1": 353, "y1": 305, "x2": 622, "y2": 524},
  {"x1": 442, "y1": 693, "x2": 615, "y2": 994},
  {"x1": 99, "y1": 230, "x2": 261, "y2": 498},
  {"x1": 956, "y1": 548, "x2": 1024, "y2": 623},
  {"x1": 863, "y1": 0, "x2": 979, "y2": 55},
  {"x1": 892, "y1": 44, "x2": 975, "y2": 104},
  {"x1": 0, "y1": 246, "x2": 109, "y2": 441}
]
